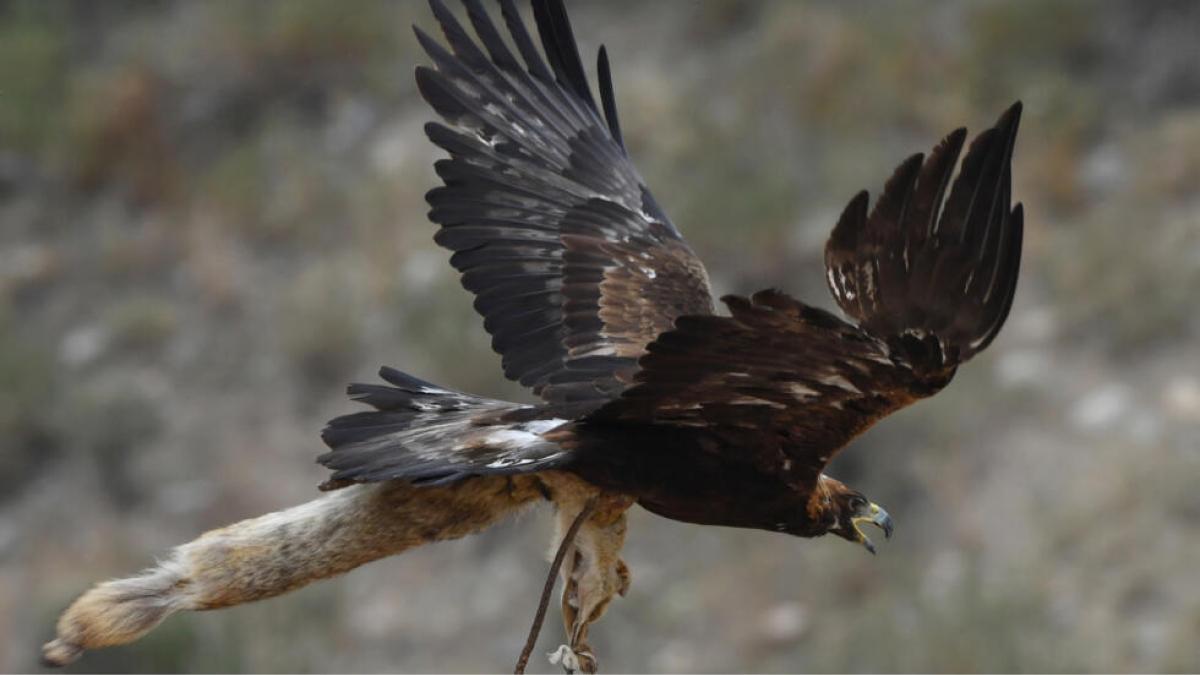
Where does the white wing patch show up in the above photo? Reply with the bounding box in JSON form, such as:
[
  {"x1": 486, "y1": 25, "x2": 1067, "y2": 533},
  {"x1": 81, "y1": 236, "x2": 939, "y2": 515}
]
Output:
[
  {"x1": 485, "y1": 453, "x2": 565, "y2": 469},
  {"x1": 521, "y1": 418, "x2": 569, "y2": 434},
  {"x1": 484, "y1": 418, "x2": 568, "y2": 450},
  {"x1": 484, "y1": 429, "x2": 544, "y2": 450}
]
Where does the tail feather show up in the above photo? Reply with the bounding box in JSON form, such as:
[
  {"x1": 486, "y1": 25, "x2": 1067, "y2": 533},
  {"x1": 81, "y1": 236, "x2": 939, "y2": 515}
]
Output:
[{"x1": 318, "y1": 367, "x2": 571, "y2": 488}]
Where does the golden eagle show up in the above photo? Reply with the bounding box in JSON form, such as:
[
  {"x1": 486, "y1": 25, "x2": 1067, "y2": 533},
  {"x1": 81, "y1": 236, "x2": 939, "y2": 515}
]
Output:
[{"x1": 43, "y1": 0, "x2": 1022, "y2": 671}]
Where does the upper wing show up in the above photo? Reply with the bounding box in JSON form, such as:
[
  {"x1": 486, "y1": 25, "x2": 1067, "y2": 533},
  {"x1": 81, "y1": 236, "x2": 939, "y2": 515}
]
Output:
[
  {"x1": 416, "y1": 0, "x2": 714, "y2": 406},
  {"x1": 589, "y1": 105, "x2": 1023, "y2": 486}
]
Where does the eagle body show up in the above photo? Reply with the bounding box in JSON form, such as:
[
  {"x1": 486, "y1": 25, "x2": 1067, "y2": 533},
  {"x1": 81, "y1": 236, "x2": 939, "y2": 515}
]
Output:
[
  {"x1": 568, "y1": 426, "x2": 835, "y2": 536},
  {"x1": 44, "y1": 0, "x2": 1024, "y2": 671}
]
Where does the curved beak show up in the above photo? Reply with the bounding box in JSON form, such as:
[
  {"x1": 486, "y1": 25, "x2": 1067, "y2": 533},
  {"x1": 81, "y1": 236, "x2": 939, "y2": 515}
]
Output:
[{"x1": 852, "y1": 503, "x2": 893, "y2": 555}]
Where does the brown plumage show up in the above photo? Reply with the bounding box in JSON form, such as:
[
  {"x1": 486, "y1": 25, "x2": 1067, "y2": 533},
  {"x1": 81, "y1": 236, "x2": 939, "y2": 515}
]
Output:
[{"x1": 44, "y1": 1, "x2": 1024, "y2": 671}]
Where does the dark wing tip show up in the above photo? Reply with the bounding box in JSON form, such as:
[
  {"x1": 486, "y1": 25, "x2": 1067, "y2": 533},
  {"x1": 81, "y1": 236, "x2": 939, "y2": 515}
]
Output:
[
  {"x1": 597, "y1": 44, "x2": 625, "y2": 150},
  {"x1": 499, "y1": 0, "x2": 554, "y2": 81},
  {"x1": 827, "y1": 189, "x2": 870, "y2": 252},
  {"x1": 532, "y1": 0, "x2": 599, "y2": 113},
  {"x1": 988, "y1": 102, "x2": 1022, "y2": 174},
  {"x1": 995, "y1": 101, "x2": 1021, "y2": 156},
  {"x1": 900, "y1": 151, "x2": 925, "y2": 172},
  {"x1": 946, "y1": 126, "x2": 969, "y2": 148},
  {"x1": 866, "y1": 152, "x2": 924, "y2": 228},
  {"x1": 822, "y1": 102, "x2": 1025, "y2": 370},
  {"x1": 893, "y1": 152, "x2": 926, "y2": 190},
  {"x1": 849, "y1": 189, "x2": 870, "y2": 211},
  {"x1": 999, "y1": 100, "x2": 1023, "y2": 127},
  {"x1": 412, "y1": 23, "x2": 436, "y2": 49},
  {"x1": 938, "y1": 100, "x2": 1022, "y2": 245},
  {"x1": 971, "y1": 202, "x2": 1024, "y2": 354}
]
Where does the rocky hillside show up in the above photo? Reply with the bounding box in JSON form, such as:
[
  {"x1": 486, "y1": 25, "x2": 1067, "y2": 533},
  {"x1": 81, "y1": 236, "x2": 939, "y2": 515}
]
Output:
[{"x1": 3, "y1": 1, "x2": 1199, "y2": 671}]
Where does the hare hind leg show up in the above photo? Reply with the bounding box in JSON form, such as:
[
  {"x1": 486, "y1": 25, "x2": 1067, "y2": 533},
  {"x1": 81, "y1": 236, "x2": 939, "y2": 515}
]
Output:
[{"x1": 543, "y1": 475, "x2": 633, "y2": 674}]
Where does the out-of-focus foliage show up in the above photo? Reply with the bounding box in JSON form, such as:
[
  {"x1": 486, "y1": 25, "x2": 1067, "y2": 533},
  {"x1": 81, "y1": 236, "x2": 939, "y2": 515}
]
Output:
[{"x1": 2, "y1": 1, "x2": 1198, "y2": 672}]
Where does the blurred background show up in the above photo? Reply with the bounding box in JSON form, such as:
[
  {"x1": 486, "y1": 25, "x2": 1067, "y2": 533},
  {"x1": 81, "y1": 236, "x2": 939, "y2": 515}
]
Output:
[{"x1": 2, "y1": 0, "x2": 1199, "y2": 672}]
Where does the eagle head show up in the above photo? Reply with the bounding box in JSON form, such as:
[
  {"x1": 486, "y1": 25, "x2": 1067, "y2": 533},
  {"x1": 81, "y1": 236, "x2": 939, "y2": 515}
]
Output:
[{"x1": 816, "y1": 477, "x2": 894, "y2": 554}]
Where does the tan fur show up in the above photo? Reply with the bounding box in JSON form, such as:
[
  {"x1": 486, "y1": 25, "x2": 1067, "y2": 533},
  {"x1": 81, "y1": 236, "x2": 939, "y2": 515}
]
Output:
[
  {"x1": 42, "y1": 476, "x2": 544, "y2": 667},
  {"x1": 539, "y1": 472, "x2": 634, "y2": 673}
]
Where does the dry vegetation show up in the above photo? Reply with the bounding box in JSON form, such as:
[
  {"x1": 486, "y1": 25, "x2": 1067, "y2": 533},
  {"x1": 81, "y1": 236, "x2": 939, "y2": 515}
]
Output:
[{"x1": 2, "y1": 0, "x2": 1198, "y2": 672}]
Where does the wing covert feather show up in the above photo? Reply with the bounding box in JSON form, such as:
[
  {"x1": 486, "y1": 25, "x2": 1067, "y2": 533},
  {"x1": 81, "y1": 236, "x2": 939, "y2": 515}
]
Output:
[{"x1": 589, "y1": 290, "x2": 924, "y2": 486}]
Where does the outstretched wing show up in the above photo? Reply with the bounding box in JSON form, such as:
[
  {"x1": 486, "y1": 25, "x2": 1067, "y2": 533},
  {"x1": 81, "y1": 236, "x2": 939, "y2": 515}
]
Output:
[
  {"x1": 416, "y1": 0, "x2": 714, "y2": 406},
  {"x1": 825, "y1": 102, "x2": 1023, "y2": 368},
  {"x1": 590, "y1": 105, "x2": 1023, "y2": 486}
]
